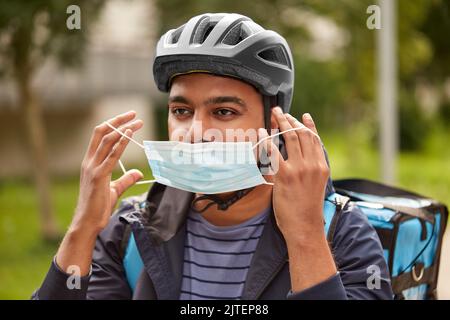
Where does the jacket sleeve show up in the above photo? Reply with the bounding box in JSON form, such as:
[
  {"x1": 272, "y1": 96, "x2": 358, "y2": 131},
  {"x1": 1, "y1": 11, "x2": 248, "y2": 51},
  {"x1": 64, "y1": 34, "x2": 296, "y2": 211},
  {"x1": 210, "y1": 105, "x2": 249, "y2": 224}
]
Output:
[
  {"x1": 287, "y1": 202, "x2": 394, "y2": 300},
  {"x1": 31, "y1": 213, "x2": 132, "y2": 300}
]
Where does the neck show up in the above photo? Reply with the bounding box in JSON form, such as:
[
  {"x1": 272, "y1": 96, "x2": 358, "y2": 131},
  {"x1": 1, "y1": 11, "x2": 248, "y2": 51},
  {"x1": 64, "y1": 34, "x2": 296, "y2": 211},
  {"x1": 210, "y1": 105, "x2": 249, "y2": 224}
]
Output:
[{"x1": 193, "y1": 185, "x2": 273, "y2": 226}]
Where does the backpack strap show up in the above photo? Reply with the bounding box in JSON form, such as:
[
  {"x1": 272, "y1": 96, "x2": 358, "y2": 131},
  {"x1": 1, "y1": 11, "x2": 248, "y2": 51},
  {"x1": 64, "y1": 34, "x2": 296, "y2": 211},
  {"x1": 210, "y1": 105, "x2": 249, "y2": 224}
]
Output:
[
  {"x1": 116, "y1": 198, "x2": 148, "y2": 293},
  {"x1": 119, "y1": 224, "x2": 132, "y2": 261},
  {"x1": 324, "y1": 193, "x2": 351, "y2": 244},
  {"x1": 123, "y1": 232, "x2": 144, "y2": 292}
]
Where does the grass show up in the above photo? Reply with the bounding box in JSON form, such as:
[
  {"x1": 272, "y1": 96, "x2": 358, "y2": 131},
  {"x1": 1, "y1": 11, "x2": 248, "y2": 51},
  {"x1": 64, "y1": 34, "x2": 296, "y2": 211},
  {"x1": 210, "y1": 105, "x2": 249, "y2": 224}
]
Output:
[{"x1": 0, "y1": 127, "x2": 449, "y2": 299}]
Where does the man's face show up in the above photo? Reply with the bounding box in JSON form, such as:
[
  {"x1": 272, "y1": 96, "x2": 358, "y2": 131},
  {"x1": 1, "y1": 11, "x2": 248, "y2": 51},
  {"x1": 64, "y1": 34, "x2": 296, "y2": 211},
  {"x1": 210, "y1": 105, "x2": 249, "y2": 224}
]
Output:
[{"x1": 167, "y1": 73, "x2": 265, "y2": 143}]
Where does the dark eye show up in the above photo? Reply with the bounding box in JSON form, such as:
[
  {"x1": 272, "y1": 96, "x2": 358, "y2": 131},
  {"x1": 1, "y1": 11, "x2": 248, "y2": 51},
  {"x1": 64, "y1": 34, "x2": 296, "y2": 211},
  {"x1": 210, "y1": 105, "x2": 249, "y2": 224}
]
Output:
[
  {"x1": 214, "y1": 108, "x2": 236, "y2": 116},
  {"x1": 171, "y1": 107, "x2": 192, "y2": 117}
]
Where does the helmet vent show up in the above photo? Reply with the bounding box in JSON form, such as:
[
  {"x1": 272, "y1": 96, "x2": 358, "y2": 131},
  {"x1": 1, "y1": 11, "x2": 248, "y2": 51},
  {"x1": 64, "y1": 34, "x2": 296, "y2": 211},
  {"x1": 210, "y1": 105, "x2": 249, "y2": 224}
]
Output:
[
  {"x1": 202, "y1": 23, "x2": 217, "y2": 43},
  {"x1": 169, "y1": 25, "x2": 185, "y2": 44},
  {"x1": 257, "y1": 46, "x2": 291, "y2": 68},
  {"x1": 192, "y1": 17, "x2": 218, "y2": 44},
  {"x1": 222, "y1": 22, "x2": 250, "y2": 45}
]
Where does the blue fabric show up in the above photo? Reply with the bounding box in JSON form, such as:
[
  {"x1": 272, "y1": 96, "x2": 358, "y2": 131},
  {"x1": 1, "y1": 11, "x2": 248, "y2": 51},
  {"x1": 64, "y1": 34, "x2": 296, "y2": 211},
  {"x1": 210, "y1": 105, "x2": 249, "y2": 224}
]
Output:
[
  {"x1": 402, "y1": 284, "x2": 428, "y2": 300},
  {"x1": 323, "y1": 193, "x2": 339, "y2": 236},
  {"x1": 357, "y1": 206, "x2": 395, "y2": 228},
  {"x1": 123, "y1": 233, "x2": 144, "y2": 292},
  {"x1": 357, "y1": 206, "x2": 394, "y2": 263},
  {"x1": 391, "y1": 213, "x2": 440, "y2": 277},
  {"x1": 349, "y1": 192, "x2": 442, "y2": 300}
]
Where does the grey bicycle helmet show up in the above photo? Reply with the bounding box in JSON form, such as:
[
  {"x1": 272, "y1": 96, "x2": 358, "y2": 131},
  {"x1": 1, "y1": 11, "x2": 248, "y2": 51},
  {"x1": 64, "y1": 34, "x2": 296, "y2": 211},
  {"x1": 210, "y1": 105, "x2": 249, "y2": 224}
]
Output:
[{"x1": 153, "y1": 13, "x2": 294, "y2": 127}]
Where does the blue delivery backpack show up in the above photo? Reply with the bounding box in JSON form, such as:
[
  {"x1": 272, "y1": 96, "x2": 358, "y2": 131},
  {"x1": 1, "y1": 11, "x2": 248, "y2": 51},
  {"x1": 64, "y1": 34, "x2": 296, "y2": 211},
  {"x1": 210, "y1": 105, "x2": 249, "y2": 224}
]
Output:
[
  {"x1": 121, "y1": 179, "x2": 448, "y2": 300},
  {"x1": 333, "y1": 179, "x2": 448, "y2": 300}
]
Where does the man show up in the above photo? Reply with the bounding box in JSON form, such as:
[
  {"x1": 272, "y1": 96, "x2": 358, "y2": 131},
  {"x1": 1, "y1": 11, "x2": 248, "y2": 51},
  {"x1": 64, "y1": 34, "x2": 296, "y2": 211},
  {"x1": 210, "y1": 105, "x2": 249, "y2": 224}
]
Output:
[{"x1": 33, "y1": 13, "x2": 392, "y2": 300}]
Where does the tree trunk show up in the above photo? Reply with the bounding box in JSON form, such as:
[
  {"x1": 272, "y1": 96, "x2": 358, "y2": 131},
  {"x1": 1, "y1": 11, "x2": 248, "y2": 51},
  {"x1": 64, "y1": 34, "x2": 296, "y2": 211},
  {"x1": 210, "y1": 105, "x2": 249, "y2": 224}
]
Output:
[{"x1": 17, "y1": 75, "x2": 60, "y2": 242}]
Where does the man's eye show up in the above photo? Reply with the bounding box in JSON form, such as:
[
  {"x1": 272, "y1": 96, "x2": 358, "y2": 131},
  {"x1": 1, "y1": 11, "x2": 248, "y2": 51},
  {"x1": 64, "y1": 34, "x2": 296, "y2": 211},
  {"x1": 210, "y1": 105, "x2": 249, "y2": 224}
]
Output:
[
  {"x1": 171, "y1": 108, "x2": 191, "y2": 116},
  {"x1": 214, "y1": 108, "x2": 236, "y2": 116}
]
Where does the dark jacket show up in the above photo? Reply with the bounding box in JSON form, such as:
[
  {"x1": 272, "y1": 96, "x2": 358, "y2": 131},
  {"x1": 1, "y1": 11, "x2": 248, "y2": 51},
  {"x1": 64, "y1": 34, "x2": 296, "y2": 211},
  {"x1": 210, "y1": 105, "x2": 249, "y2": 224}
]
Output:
[{"x1": 32, "y1": 181, "x2": 393, "y2": 300}]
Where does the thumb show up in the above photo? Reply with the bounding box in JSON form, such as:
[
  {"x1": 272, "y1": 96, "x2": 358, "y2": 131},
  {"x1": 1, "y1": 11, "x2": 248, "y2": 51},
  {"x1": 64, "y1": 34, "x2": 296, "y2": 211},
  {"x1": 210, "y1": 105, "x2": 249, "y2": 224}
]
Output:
[{"x1": 110, "y1": 169, "x2": 144, "y2": 198}]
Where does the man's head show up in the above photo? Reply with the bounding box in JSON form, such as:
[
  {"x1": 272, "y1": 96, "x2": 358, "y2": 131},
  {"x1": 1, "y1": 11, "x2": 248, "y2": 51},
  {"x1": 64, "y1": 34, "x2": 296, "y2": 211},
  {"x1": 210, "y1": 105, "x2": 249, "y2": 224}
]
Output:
[{"x1": 153, "y1": 13, "x2": 294, "y2": 133}]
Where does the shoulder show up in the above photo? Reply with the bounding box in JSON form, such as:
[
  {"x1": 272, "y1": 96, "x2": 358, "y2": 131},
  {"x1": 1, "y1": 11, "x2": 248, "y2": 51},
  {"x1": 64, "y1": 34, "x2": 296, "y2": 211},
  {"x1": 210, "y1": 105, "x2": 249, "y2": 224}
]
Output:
[
  {"x1": 330, "y1": 201, "x2": 386, "y2": 268},
  {"x1": 95, "y1": 192, "x2": 148, "y2": 254},
  {"x1": 328, "y1": 200, "x2": 394, "y2": 299}
]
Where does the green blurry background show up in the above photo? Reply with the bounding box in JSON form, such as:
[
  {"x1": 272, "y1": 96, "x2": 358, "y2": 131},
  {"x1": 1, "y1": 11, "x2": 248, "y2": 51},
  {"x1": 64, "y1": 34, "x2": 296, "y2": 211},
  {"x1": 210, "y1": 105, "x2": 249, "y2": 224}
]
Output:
[{"x1": 0, "y1": 0, "x2": 449, "y2": 299}]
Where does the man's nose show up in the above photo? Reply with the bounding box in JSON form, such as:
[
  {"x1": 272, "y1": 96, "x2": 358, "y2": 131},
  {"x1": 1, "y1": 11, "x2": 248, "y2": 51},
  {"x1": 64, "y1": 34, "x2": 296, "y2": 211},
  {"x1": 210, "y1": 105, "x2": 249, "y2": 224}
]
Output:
[{"x1": 185, "y1": 111, "x2": 214, "y2": 143}]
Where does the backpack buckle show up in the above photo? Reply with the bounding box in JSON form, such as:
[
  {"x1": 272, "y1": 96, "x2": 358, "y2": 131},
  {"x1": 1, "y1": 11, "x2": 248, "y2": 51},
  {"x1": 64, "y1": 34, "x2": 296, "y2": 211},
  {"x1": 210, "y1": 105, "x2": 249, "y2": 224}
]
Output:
[{"x1": 412, "y1": 263, "x2": 424, "y2": 282}]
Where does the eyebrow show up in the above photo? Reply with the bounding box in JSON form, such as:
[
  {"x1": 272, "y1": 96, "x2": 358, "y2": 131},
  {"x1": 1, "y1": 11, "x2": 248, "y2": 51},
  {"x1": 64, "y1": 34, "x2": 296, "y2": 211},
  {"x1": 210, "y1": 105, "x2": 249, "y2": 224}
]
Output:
[
  {"x1": 168, "y1": 95, "x2": 192, "y2": 105},
  {"x1": 204, "y1": 96, "x2": 247, "y2": 109},
  {"x1": 168, "y1": 95, "x2": 248, "y2": 109}
]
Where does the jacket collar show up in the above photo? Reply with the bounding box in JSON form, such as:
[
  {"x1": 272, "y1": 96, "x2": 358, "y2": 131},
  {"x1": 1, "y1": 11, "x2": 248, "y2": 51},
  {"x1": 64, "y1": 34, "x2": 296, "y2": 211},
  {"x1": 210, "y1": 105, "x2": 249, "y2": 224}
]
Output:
[{"x1": 241, "y1": 210, "x2": 289, "y2": 299}]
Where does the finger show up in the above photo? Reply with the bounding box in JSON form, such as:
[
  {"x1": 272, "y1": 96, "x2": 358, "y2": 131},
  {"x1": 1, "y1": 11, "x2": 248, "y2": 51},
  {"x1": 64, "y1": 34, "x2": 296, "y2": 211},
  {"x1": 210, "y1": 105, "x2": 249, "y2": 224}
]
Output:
[
  {"x1": 93, "y1": 119, "x2": 143, "y2": 165},
  {"x1": 272, "y1": 107, "x2": 302, "y2": 160},
  {"x1": 94, "y1": 120, "x2": 143, "y2": 165},
  {"x1": 258, "y1": 128, "x2": 282, "y2": 178},
  {"x1": 302, "y1": 113, "x2": 319, "y2": 135},
  {"x1": 101, "y1": 129, "x2": 133, "y2": 172},
  {"x1": 286, "y1": 113, "x2": 322, "y2": 158},
  {"x1": 287, "y1": 113, "x2": 321, "y2": 141},
  {"x1": 85, "y1": 110, "x2": 136, "y2": 159},
  {"x1": 110, "y1": 169, "x2": 144, "y2": 199},
  {"x1": 285, "y1": 113, "x2": 306, "y2": 133}
]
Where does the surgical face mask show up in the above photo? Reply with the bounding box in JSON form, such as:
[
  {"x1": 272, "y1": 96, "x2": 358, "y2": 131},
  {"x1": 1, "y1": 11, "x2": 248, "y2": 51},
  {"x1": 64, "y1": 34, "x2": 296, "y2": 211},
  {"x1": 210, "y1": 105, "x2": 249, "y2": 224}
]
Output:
[{"x1": 106, "y1": 122, "x2": 302, "y2": 194}]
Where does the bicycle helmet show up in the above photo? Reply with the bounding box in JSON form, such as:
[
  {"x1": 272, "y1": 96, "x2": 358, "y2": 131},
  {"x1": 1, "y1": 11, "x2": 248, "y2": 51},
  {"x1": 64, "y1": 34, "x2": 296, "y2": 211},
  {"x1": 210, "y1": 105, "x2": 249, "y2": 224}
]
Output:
[{"x1": 153, "y1": 13, "x2": 294, "y2": 129}]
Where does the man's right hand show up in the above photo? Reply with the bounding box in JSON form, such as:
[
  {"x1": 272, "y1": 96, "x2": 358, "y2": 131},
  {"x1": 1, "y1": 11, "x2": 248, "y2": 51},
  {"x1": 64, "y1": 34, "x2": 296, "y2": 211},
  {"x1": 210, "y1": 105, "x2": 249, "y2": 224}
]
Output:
[{"x1": 56, "y1": 111, "x2": 144, "y2": 276}]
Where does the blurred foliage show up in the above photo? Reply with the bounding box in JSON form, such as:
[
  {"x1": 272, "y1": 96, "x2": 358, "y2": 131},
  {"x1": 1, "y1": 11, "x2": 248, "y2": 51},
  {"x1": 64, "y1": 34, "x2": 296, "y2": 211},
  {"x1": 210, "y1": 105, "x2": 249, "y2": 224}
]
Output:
[
  {"x1": 441, "y1": 101, "x2": 450, "y2": 124},
  {"x1": 155, "y1": 104, "x2": 169, "y2": 140},
  {"x1": 398, "y1": 89, "x2": 431, "y2": 151},
  {"x1": 153, "y1": 0, "x2": 450, "y2": 151},
  {"x1": 0, "y1": 0, "x2": 105, "y2": 77},
  {"x1": 0, "y1": 0, "x2": 106, "y2": 240}
]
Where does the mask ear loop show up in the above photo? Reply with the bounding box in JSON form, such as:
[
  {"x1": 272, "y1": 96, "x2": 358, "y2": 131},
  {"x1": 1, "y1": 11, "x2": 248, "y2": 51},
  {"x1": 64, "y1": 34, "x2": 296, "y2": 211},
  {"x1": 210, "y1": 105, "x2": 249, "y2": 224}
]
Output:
[
  {"x1": 105, "y1": 122, "x2": 156, "y2": 185},
  {"x1": 252, "y1": 127, "x2": 308, "y2": 186},
  {"x1": 252, "y1": 127, "x2": 306, "y2": 150}
]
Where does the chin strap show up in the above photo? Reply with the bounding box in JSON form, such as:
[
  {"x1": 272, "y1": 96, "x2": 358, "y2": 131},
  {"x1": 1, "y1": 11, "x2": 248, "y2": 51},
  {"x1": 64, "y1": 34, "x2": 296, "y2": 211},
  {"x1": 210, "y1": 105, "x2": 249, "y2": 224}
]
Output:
[
  {"x1": 191, "y1": 187, "x2": 255, "y2": 213},
  {"x1": 263, "y1": 95, "x2": 277, "y2": 131}
]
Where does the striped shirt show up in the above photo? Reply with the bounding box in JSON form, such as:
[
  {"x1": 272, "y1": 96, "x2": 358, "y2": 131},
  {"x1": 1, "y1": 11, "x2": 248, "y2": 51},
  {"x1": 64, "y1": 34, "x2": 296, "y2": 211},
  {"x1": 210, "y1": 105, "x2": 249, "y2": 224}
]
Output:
[{"x1": 179, "y1": 207, "x2": 270, "y2": 300}]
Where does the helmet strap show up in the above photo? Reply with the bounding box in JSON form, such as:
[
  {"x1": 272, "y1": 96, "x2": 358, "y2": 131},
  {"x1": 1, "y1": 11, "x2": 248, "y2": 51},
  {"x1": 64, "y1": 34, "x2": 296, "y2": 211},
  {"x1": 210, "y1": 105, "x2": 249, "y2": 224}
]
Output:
[
  {"x1": 191, "y1": 187, "x2": 255, "y2": 213},
  {"x1": 263, "y1": 95, "x2": 277, "y2": 131}
]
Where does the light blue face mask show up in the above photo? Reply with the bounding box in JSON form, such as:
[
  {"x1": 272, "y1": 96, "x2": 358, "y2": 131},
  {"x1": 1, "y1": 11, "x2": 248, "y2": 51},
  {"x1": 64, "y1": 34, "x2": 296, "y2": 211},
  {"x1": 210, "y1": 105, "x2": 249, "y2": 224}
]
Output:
[{"x1": 106, "y1": 122, "x2": 302, "y2": 194}]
